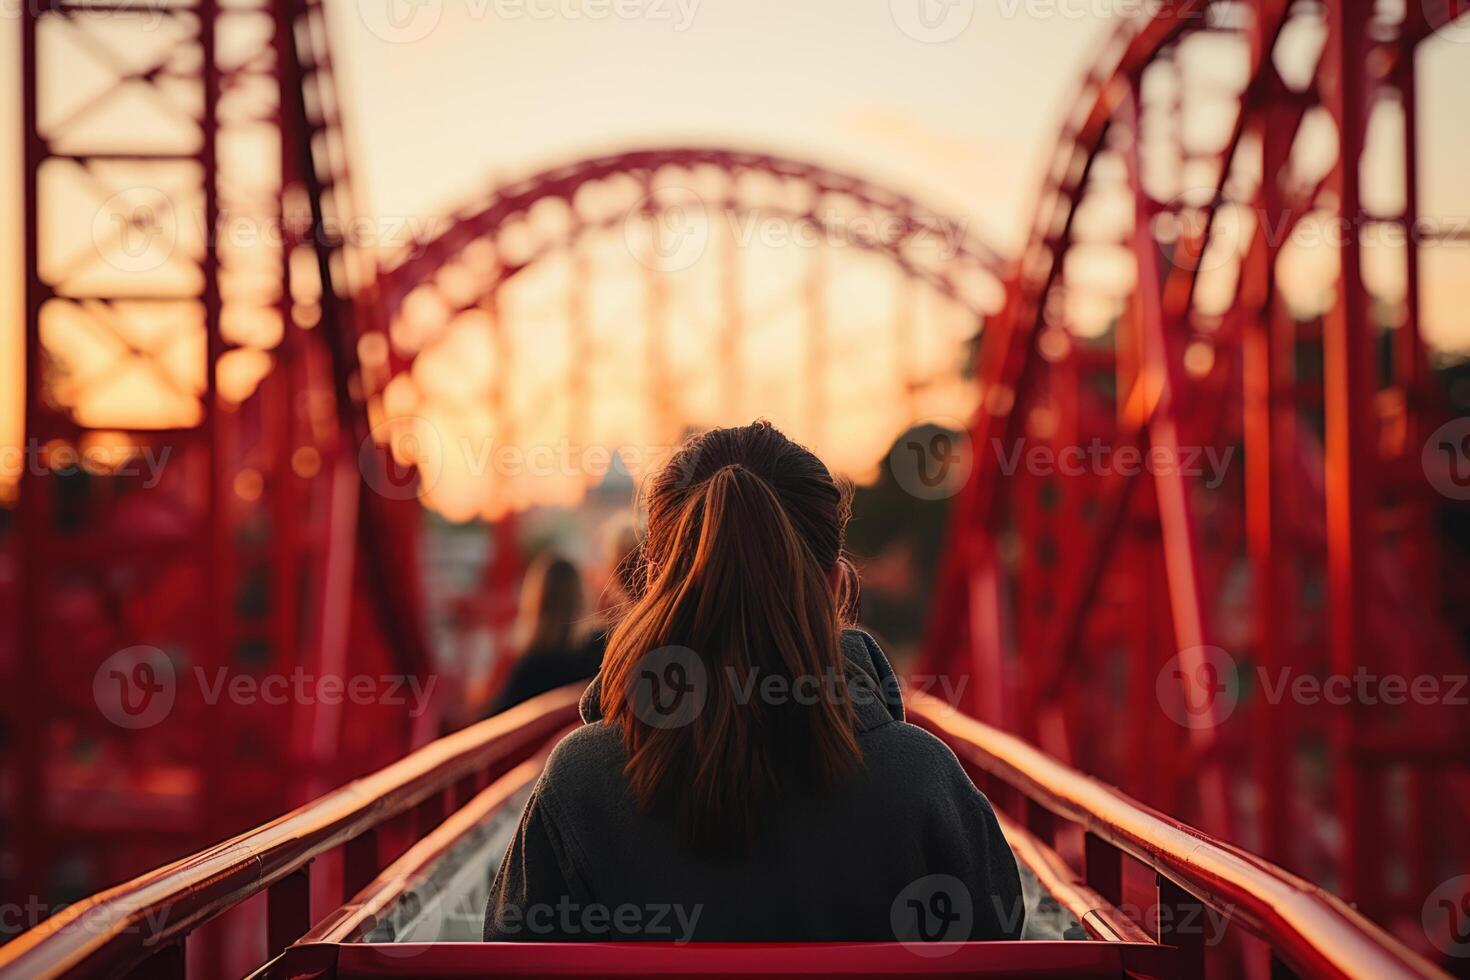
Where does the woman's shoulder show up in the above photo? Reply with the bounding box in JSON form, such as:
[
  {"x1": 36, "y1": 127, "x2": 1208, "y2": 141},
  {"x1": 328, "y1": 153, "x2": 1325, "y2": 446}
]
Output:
[
  {"x1": 546, "y1": 719, "x2": 625, "y2": 765},
  {"x1": 860, "y1": 716, "x2": 988, "y2": 800},
  {"x1": 533, "y1": 721, "x2": 630, "y2": 813}
]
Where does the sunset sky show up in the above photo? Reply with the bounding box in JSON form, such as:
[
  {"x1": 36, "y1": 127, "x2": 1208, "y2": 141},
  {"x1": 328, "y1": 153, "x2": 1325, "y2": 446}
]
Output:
[{"x1": 3, "y1": 2, "x2": 1468, "y2": 513}]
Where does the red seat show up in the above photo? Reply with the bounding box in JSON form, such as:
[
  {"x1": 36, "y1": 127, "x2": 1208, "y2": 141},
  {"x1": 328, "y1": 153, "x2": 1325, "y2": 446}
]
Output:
[{"x1": 274, "y1": 940, "x2": 1170, "y2": 978}]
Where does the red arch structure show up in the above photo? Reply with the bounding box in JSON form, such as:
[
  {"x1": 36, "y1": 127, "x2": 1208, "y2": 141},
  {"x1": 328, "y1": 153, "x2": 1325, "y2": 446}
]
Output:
[
  {"x1": 357, "y1": 145, "x2": 1008, "y2": 522},
  {"x1": 373, "y1": 146, "x2": 1007, "y2": 328},
  {"x1": 376, "y1": 145, "x2": 1011, "y2": 312},
  {"x1": 6, "y1": 0, "x2": 1470, "y2": 974}
]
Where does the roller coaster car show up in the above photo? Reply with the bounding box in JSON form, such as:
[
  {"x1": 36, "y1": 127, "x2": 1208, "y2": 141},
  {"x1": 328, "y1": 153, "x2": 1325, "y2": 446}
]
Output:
[{"x1": 0, "y1": 686, "x2": 1445, "y2": 979}]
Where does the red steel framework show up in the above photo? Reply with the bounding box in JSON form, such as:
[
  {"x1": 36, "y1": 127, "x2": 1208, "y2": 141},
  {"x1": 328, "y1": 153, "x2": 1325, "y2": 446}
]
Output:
[
  {"x1": 11, "y1": 0, "x2": 433, "y2": 934},
  {"x1": 367, "y1": 146, "x2": 1008, "y2": 504},
  {"x1": 919, "y1": 0, "x2": 1470, "y2": 943}
]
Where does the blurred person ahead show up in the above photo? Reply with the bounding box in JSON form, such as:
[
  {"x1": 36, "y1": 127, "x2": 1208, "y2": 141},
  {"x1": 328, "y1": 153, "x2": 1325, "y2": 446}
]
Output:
[{"x1": 486, "y1": 553, "x2": 601, "y2": 715}]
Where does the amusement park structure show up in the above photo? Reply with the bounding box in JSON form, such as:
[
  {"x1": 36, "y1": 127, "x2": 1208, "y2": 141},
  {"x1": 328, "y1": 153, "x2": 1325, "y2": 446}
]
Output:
[
  {"x1": 919, "y1": 0, "x2": 1470, "y2": 928},
  {"x1": 5, "y1": 0, "x2": 1470, "y2": 974}
]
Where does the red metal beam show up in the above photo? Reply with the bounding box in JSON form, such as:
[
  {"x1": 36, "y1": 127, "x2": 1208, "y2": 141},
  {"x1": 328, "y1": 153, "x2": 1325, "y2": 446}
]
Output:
[{"x1": 1318, "y1": 0, "x2": 1376, "y2": 908}]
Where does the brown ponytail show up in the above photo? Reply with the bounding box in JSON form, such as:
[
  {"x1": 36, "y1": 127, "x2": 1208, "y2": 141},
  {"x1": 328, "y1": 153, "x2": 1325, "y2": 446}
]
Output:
[{"x1": 598, "y1": 422, "x2": 862, "y2": 853}]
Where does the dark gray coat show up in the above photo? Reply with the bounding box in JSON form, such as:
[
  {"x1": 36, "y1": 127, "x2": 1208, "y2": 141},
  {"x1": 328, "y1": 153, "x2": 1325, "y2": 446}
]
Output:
[{"x1": 483, "y1": 629, "x2": 1024, "y2": 943}]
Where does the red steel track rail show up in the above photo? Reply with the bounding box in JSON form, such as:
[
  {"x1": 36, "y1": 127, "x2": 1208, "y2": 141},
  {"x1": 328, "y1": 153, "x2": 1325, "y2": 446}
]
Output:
[{"x1": 292, "y1": 745, "x2": 566, "y2": 949}]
